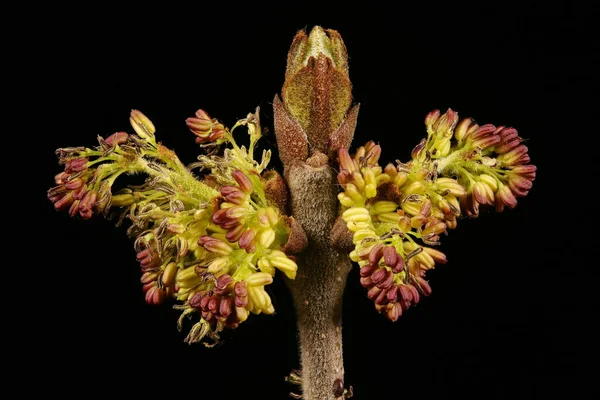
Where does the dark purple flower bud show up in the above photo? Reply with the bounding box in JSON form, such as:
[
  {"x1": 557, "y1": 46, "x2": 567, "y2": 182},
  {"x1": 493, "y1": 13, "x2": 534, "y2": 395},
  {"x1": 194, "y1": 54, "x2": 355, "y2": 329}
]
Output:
[
  {"x1": 200, "y1": 295, "x2": 211, "y2": 311},
  {"x1": 360, "y1": 276, "x2": 374, "y2": 288},
  {"x1": 53, "y1": 192, "x2": 74, "y2": 211},
  {"x1": 220, "y1": 185, "x2": 242, "y2": 197},
  {"x1": 360, "y1": 263, "x2": 377, "y2": 277},
  {"x1": 497, "y1": 127, "x2": 518, "y2": 141},
  {"x1": 495, "y1": 185, "x2": 518, "y2": 211},
  {"x1": 208, "y1": 296, "x2": 220, "y2": 313},
  {"x1": 509, "y1": 174, "x2": 533, "y2": 193},
  {"x1": 367, "y1": 286, "x2": 382, "y2": 301},
  {"x1": 68, "y1": 199, "x2": 81, "y2": 217},
  {"x1": 383, "y1": 246, "x2": 398, "y2": 267},
  {"x1": 72, "y1": 185, "x2": 87, "y2": 200},
  {"x1": 201, "y1": 310, "x2": 213, "y2": 321},
  {"x1": 470, "y1": 124, "x2": 496, "y2": 141},
  {"x1": 225, "y1": 191, "x2": 248, "y2": 205},
  {"x1": 386, "y1": 285, "x2": 399, "y2": 302},
  {"x1": 498, "y1": 144, "x2": 529, "y2": 166},
  {"x1": 136, "y1": 249, "x2": 151, "y2": 261},
  {"x1": 212, "y1": 208, "x2": 230, "y2": 225},
  {"x1": 392, "y1": 256, "x2": 405, "y2": 273},
  {"x1": 473, "y1": 134, "x2": 501, "y2": 150},
  {"x1": 368, "y1": 244, "x2": 384, "y2": 265},
  {"x1": 189, "y1": 293, "x2": 203, "y2": 309},
  {"x1": 235, "y1": 295, "x2": 249, "y2": 308},
  {"x1": 399, "y1": 285, "x2": 413, "y2": 305},
  {"x1": 105, "y1": 131, "x2": 129, "y2": 147},
  {"x1": 407, "y1": 284, "x2": 420, "y2": 305},
  {"x1": 238, "y1": 229, "x2": 257, "y2": 253},
  {"x1": 78, "y1": 190, "x2": 98, "y2": 219},
  {"x1": 215, "y1": 274, "x2": 233, "y2": 292},
  {"x1": 64, "y1": 178, "x2": 84, "y2": 191},
  {"x1": 375, "y1": 287, "x2": 390, "y2": 305},
  {"x1": 65, "y1": 158, "x2": 88, "y2": 174},
  {"x1": 234, "y1": 281, "x2": 248, "y2": 298},
  {"x1": 376, "y1": 270, "x2": 394, "y2": 290},
  {"x1": 232, "y1": 170, "x2": 253, "y2": 193},
  {"x1": 219, "y1": 296, "x2": 234, "y2": 318},
  {"x1": 225, "y1": 224, "x2": 246, "y2": 243},
  {"x1": 495, "y1": 138, "x2": 521, "y2": 154},
  {"x1": 55, "y1": 172, "x2": 69, "y2": 185},
  {"x1": 416, "y1": 277, "x2": 432, "y2": 296},
  {"x1": 370, "y1": 268, "x2": 386, "y2": 286}
]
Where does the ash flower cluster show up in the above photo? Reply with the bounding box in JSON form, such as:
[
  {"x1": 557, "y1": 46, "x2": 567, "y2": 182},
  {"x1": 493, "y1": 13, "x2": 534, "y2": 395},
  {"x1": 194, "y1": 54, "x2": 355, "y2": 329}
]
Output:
[
  {"x1": 337, "y1": 109, "x2": 535, "y2": 320},
  {"x1": 48, "y1": 109, "x2": 298, "y2": 345}
]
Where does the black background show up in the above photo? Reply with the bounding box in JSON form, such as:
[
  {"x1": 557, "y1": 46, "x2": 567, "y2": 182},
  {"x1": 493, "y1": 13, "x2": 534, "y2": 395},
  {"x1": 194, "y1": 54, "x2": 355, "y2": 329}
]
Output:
[{"x1": 38, "y1": 3, "x2": 594, "y2": 399}]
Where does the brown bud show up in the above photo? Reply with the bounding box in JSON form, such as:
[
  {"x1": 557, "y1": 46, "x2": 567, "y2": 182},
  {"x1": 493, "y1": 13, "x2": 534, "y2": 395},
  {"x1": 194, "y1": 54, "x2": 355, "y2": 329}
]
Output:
[
  {"x1": 329, "y1": 216, "x2": 353, "y2": 253},
  {"x1": 262, "y1": 169, "x2": 289, "y2": 213},
  {"x1": 282, "y1": 217, "x2": 309, "y2": 255},
  {"x1": 281, "y1": 27, "x2": 352, "y2": 154}
]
